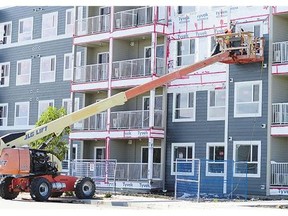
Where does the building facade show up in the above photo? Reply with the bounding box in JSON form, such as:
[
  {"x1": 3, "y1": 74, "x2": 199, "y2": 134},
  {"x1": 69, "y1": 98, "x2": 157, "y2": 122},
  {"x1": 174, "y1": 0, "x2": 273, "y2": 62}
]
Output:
[{"x1": 1, "y1": 6, "x2": 288, "y2": 197}]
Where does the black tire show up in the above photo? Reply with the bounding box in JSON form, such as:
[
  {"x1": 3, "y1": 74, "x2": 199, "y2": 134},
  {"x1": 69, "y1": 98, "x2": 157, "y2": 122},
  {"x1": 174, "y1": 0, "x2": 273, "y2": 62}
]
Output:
[
  {"x1": 30, "y1": 177, "x2": 52, "y2": 202},
  {"x1": 74, "y1": 177, "x2": 95, "y2": 199},
  {"x1": 0, "y1": 177, "x2": 19, "y2": 200},
  {"x1": 50, "y1": 191, "x2": 63, "y2": 198}
]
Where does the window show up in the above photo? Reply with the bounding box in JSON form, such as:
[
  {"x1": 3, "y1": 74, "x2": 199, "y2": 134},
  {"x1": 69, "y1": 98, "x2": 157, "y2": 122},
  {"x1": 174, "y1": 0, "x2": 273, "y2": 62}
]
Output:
[
  {"x1": 16, "y1": 59, "x2": 31, "y2": 85},
  {"x1": 0, "y1": 103, "x2": 8, "y2": 126},
  {"x1": 18, "y1": 17, "x2": 33, "y2": 42},
  {"x1": 38, "y1": 100, "x2": 54, "y2": 118},
  {"x1": 206, "y1": 143, "x2": 225, "y2": 176},
  {"x1": 0, "y1": 22, "x2": 12, "y2": 44},
  {"x1": 62, "y1": 97, "x2": 79, "y2": 114},
  {"x1": 65, "y1": 9, "x2": 75, "y2": 35},
  {"x1": 233, "y1": 141, "x2": 261, "y2": 177},
  {"x1": 42, "y1": 12, "x2": 58, "y2": 38},
  {"x1": 15, "y1": 102, "x2": 29, "y2": 126},
  {"x1": 234, "y1": 81, "x2": 262, "y2": 117},
  {"x1": 177, "y1": 39, "x2": 195, "y2": 67},
  {"x1": 173, "y1": 92, "x2": 195, "y2": 122},
  {"x1": 208, "y1": 89, "x2": 225, "y2": 120},
  {"x1": 177, "y1": 6, "x2": 196, "y2": 14},
  {"x1": 65, "y1": 52, "x2": 81, "y2": 81},
  {"x1": 171, "y1": 143, "x2": 195, "y2": 175},
  {"x1": 40, "y1": 55, "x2": 56, "y2": 83},
  {"x1": 0, "y1": 62, "x2": 10, "y2": 87}
]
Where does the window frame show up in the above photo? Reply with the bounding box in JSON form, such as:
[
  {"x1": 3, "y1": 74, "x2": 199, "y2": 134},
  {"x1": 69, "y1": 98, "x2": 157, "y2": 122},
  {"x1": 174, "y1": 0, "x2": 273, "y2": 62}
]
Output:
[
  {"x1": 176, "y1": 38, "x2": 196, "y2": 67},
  {"x1": 234, "y1": 80, "x2": 262, "y2": 118},
  {"x1": 38, "y1": 100, "x2": 54, "y2": 118},
  {"x1": 14, "y1": 102, "x2": 29, "y2": 126},
  {"x1": 65, "y1": 8, "x2": 74, "y2": 35},
  {"x1": 42, "y1": 12, "x2": 58, "y2": 38},
  {"x1": 16, "y1": 59, "x2": 31, "y2": 86},
  {"x1": 177, "y1": 6, "x2": 196, "y2": 14},
  {"x1": 233, "y1": 140, "x2": 261, "y2": 178},
  {"x1": 0, "y1": 62, "x2": 10, "y2": 87},
  {"x1": 207, "y1": 89, "x2": 226, "y2": 121},
  {"x1": 206, "y1": 142, "x2": 225, "y2": 177},
  {"x1": 0, "y1": 103, "x2": 8, "y2": 127},
  {"x1": 18, "y1": 17, "x2": 33, "y2": 42},
  {"x1": 172, "y1": 91, "x2": 196, "y2": 122},
  {"x1": 0, "y1": 21, "x2": 12, "y2": 44},
  {"x1": 171, "y1": 142, "x2": 195, "y2": 175},
  {"x1": 63, "y1": 53, "x2": 73, "y2": 81},
  {"x1": 40, "y1": 55, "x2": 56, "y2": 83}
]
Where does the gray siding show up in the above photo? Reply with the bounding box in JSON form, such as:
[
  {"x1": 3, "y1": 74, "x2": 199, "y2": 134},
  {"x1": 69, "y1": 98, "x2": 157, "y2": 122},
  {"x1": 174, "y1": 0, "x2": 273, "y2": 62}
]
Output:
[
  {"x1": 165, "y1": 90, "x2": 225, "y2": 190},
  {"x1": 273, "y1": 16, "x2": 288, "y2": 42}
]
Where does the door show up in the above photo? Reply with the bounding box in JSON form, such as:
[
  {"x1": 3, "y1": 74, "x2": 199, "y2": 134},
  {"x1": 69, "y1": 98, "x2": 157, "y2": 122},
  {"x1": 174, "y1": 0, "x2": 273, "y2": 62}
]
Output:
[
  {"x1": 142, "y1": 96, "x2": 163, "y2": 128},
  {"x1": 94, "y1": 147, "x2": 106, "y2": 177},
  {"x1": 97, "y1": 52, "x2": 109, "y2": 81},
  {"x1": 99, "y1": 7, "x2": 110, "y2": 32},
  {"x1": 141, "y1": 147, "x2": 161, "y2": 179}
]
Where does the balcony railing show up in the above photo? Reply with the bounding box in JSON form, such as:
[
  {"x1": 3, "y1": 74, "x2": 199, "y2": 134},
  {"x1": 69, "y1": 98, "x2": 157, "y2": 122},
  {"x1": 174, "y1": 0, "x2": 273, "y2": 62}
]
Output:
[
  {"x1": 272, "y1": 103, "x2": 288, "y2": 125},
  {"x1": 112, "y1": 57, "x2": 165, "y2": 79},
  {"x1": 271, "y1": 162, "x2": 288, "y2": 186},
  {"x1": 273, "y1": 41, "x2": 288, "y2": 63},
  {"x1": 74, "y1": 112, "x2": 107, "y2": 131},
  {"x1": 68, "y1": 160, "x2": 162, "y2": 181},
  {"x1": 75, "y1": 14, "x2": 111, "y2": 36},
  {"x1": 74, "y1": 63, "x2": 109, "y2": 83},
  {"x1": 110, "y1": 110, "x2": 163, "y2": 129},
  {"x1": 114, "y1": 6, "x2": 153, "y2": 30}
]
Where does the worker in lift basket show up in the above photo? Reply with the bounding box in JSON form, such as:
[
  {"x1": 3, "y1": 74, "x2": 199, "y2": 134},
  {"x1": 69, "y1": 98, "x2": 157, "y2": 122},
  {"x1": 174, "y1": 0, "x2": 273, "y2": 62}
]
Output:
[{"x1": 224, "y1": 28, "x2": 232, "y2": 48}]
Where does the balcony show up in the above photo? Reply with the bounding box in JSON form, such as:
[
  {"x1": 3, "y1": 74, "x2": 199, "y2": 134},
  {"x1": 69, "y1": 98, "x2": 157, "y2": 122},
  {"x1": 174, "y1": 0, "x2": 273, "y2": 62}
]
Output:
[
  {"x1": 272, "y1": 41, "x2": 288, "y2": 75},
  {"x1": 110, "y1": 110, "x2": 163, "y2": 129},
  {"x1": 71, "y1": 58, "x2": 165, "y2": 92},
  {"x1": 75, "y1": 14, "x2": 111, "y2": 37},
  {"x1": 271, "y1": 103, "x2": 288, "y2": 136},
  {"x1": 114, "y1": 7, "x2": 153, "y2": 30},
  {"x1": 70, "y1": 110, "x2": 164, "y2": 140},
  {"x1": 73, "y1": 7, "x2": 168, "y2": 46},
  {"x1": 112, "y1": 57, "x2": 165, "y2": 79},
  {"x1": 270, "y1": 162, "x2": 288, "y2": 195}
]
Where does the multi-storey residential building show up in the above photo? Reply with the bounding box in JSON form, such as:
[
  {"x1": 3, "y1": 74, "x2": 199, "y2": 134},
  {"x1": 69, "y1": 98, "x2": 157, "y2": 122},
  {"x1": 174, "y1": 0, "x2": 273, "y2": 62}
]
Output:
[
  {"x1": 2, "y1": 6, "x2": 288, "y2": 198},
  {"x1": 71, "y1": 5, "x2": 288, "y2": 198}
]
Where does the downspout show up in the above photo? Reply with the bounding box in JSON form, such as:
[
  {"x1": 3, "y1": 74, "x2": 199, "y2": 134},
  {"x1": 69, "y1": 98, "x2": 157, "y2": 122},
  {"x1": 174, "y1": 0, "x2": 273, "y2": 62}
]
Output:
[{"x1": 266, "y1": 6, "x2": 273, "y2": 196}]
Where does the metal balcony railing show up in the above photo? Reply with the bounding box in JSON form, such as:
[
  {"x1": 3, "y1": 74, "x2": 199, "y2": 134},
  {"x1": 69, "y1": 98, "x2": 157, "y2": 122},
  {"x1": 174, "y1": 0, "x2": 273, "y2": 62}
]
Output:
[
  {"x1": 272, "y1": 103, "x2": 288, "y2": 125},
  {"x1": 110, "y1": 110, "x2": 163, "y2": 129},
  {"x1": 112, "y1": 57, "x2": 165, "y2": 79},
  {"x1": 74, "y1": 112, "x2": 107, "y2": 131},
  {"x1": 114, "y1": 6, "x2": 153, "y2": 29},
  {"x1": 74, "y1": 63, "x2": 109, "y2": 83},
  {"x1": 273, "y1": 41, "x2": 288, "y2": 63},
  {"x1": 75, "y1": 14, "x2": 111, "y2": 36},
  {"x1": 271, "y1": 162, "x2": 288, "y2": 186}
]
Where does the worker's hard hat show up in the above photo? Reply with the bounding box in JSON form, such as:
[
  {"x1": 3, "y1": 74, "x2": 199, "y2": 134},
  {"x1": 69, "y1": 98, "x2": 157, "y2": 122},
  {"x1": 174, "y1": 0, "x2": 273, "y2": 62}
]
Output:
[{"x1": 225, "y1": 28, "x2": 231, "y2": 33}]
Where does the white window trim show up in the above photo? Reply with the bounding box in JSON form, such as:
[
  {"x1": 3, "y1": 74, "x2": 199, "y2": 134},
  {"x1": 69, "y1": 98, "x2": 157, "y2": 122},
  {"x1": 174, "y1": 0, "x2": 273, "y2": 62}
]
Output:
[
  {"x1": 16, "y1": 59, "x2": 31, "y2": 86},
  {"x1": 171, "y1": 142, "x2": 195, "y2": 175},
  {"x1": 94, "y1": 146, "x2": 106, "y2": 160},
  {"x1": 0, "y1": 21, "x2": 12, "y2": 44},
  {"x1": 234, "y1": 80, "x2": 262, "y2": 118},
  {"x1": 175, "y1": 38, "x2": 197, "y2": 68},
  {"x1": 233, "y1": 140, "x2": 261, "y2": 178},
  {"x1": 65, "y1": 8, "x2": 74, "y2": 35},
  {"x1": 0, "y1": 103, "x2": 8, "y2": 127},
  {"x1": 40, "y1": 55, "x2": 56, "y2": 83},
  {"x1": 63, "y1": 53, "x2": 73, "y2": 81},
  {"x1": 62, "y1": 97, "x2": 79, "y2": 114},
  {"x1": 206, "y1": 142, "x2": 225, "y2": 177},
  {"x1": 207, "y1": 89, "x2": 225, "y2": 121},
  {"x1": 38, "y1": 99, "x2": 54, "y2": 118},
  {"x1": 18, "y1": 17, "x2": 33, "y2": 42},
  {"x1": 0, "y1": 62, "x2": 10, "y2": 87},
  {"x1": 42, "y1": 12, "x2": 58, "y2": 38},
  {"x1": 172, "y1": 91, "x2": 196, "y2": 122},
  {"x1": 14, "y1": 102, "x2": 29, "y2": 126}
]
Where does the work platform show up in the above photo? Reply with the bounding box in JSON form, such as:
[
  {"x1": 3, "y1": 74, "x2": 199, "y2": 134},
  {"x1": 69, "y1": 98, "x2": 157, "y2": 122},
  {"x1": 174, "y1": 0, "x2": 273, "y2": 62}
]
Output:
[{"x1": 214, "y1": 31, "x2": 265, "y2": 64}]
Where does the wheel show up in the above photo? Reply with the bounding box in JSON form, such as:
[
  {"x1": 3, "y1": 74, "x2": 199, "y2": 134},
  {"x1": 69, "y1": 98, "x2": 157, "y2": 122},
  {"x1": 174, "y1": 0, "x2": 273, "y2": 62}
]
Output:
[
  {"x1": 50, "y1": 191, "x2": 63, "y2": 198},
  {"x1": 30, "y1": 177, "x2": 52, "y2": 202},
  {"x1": 74, "y1": 177, "x2": 95, "y2": 199},
  {"x1": 0, "y1": 177, "x2": 19, "y2": 200}
]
